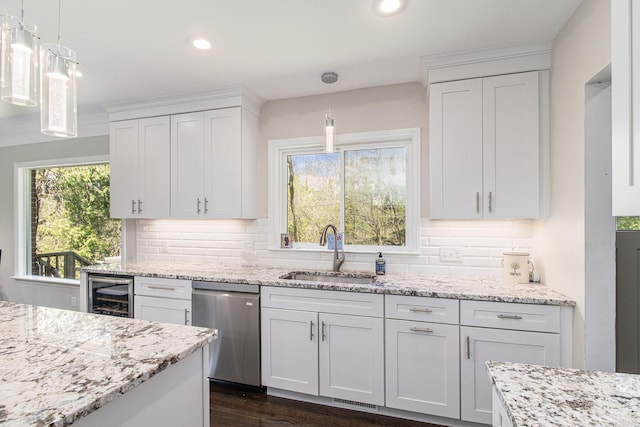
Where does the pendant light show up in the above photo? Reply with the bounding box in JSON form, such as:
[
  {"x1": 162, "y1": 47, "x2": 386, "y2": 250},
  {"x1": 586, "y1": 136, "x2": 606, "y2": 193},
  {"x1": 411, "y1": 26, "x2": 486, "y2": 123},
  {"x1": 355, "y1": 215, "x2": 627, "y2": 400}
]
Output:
[
  {"x1": 40, "y1": 0, "x2": 77, "y2": 137},
  {"x1": 0, "y1": 8, "x2": 8, "y2": 88},
  {"x1": 1, "y1": 1, "x2": 38, "y2": 107},
  {"x1": 321, "y1": 71, "x2": 338, "y2": 153}
]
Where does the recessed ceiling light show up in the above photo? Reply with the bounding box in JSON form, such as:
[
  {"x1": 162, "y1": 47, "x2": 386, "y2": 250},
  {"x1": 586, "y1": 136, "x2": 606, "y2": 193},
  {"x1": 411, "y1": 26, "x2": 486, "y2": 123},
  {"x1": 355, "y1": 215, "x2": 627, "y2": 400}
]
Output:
[
  {"x1": 187, "y1": 36, "x2": 212, "y2": 51},
  {"x1": 372, "y1": 0, "x2": 407, "y2": 17}
]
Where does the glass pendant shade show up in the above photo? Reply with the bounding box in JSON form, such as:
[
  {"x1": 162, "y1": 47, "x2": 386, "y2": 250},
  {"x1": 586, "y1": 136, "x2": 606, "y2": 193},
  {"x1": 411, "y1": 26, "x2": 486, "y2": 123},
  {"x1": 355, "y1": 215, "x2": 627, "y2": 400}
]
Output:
[
  {"x1": 40, "y1": 43, "x2": 77, "y2": 137},
  {"x1": 0, "y1": 11, "x2": 7, "y2": 88},
  {"x1": 1, "y1": 15, "x2": 38, "y2": 107},
  {"x1": 324, "y1": 113, "x2": 335, "y2": 153}
]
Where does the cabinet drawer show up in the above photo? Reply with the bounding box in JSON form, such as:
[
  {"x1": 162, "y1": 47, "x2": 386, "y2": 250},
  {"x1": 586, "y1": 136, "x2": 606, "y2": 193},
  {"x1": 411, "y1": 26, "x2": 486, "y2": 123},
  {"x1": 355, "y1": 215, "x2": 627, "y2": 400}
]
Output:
[
  {"x1": 261, "y1": 286, "x2": 383, "y2": 317},
  {"x1": 460, "y1": 300, "x2": 560, "y2": 333},
  {"x1": 385, "y1": 295, "x2": 459, "y2": 324},
  {"x1": 135, "y1": 276, "x2": 191, "y2": 300}
]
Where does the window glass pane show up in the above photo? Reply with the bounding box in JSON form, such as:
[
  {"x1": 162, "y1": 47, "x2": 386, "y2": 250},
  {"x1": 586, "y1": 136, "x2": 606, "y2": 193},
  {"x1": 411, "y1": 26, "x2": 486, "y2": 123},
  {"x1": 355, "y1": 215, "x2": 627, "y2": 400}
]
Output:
[
  {"x1": 617, "y1": 217, "x2": 640, "y2": 231},
  {"x1": 287, "y1": 153, "x2": 340, "y2": 244},
  {"x1": 344, "y1": 147, "x2": 406, "y2": 246},
  {"x1": 31, "y1": 164, "x2": 121, "y2": 279}
]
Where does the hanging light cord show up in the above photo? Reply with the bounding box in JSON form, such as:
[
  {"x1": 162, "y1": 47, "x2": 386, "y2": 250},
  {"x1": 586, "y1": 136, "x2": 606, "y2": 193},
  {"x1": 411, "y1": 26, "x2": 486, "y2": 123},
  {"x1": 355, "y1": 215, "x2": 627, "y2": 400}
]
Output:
[{"x1": 56, "y1": 0, "x2": 61, "y2": 48}]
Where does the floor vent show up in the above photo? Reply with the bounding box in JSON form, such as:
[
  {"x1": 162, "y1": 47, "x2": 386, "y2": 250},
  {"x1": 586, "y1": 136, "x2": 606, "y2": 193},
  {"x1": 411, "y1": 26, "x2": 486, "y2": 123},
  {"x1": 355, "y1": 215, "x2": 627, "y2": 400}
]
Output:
[{"x1": 332, "y1": 398, "x2": 379, "y2": 413}]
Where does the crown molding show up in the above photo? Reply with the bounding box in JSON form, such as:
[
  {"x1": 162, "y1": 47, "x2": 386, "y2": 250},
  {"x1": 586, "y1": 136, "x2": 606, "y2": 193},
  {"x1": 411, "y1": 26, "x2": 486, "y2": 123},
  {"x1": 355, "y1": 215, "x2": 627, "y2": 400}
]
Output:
[
  {"x1": 104, "y1": 84, "x2": 264, "y2": 121},
  {"x1": 421, "y1": 41, "x2": 553, "y2": 85}
]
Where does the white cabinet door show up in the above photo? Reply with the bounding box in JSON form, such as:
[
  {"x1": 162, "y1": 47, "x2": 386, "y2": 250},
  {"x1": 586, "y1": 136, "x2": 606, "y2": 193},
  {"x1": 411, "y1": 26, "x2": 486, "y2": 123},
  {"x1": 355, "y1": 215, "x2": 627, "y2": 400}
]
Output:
[
  {"x1": 385, "y1": 319, "x2": 460, "y2": 418},
  {"x1": 137, "y1": 117, "x2": 170, "y2": 218},
  {"x1": 134, "y1": 295, "x2": 191, "y2": 326},
  {"x1": 430, "y1": 72, "x2": 543, "y2": 219},
  {"x1": 261, "y1": 308, "x2": 319, "y2": 395},
  {"x1": 319, "y1": 313, "x2": 384, "y2": 406},
  {"x1": 612, "y1": 0, "x2": 640, "y2": 215},
  {"x1": 203, "y1": 108, "x2": 242, "y2": 218},
  {"x1": 109, "y1": 117, "x2": 170, "y2": 219},
  {"x1": 429, "y1": 78, "x2": 483, "y2": 219},
  {"x1": 483, "y1": 72, "x2": 540, "y2": 218},
  {"x1": 171, "y1": 112, "x2": 205, "y2": 217},
  {"x1": 110, "y1": 120, "x2": 139, "y2": 218},
  {"x1": 460, "y1": 326, "x2": 560, "y2": 425}
]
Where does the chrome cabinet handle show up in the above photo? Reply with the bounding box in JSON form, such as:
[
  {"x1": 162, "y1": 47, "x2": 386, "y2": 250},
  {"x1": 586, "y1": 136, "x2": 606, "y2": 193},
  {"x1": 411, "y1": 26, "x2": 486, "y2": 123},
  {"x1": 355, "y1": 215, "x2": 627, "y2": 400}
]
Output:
[
  {"x1": 466, "y1": 336, "x2": 471, "y2": 359},
  {"x1": 488, "y1": 191, "x2": 493, "y2": 213},
  {"x1": 310, "y1": 321, "x2": 314, "y2": 341},
  {"x1": 498, "y1": 314, "x2": 523, "y2": 320},
  {"x1": 321, "y1": 321, "x2": 326, "y2": 341},
  {"x1": 476, "y1": 192, "x2": 480, "y2": 213},
  {"x1": 138, "y1": 199, "x2": 142, "y2": 214},
  {"x1": 204, "y1": 198, "x2": 209, "y2": 214},
  {"x1": 147, "y1": 285, "x2": 176, "y2": 291},
  {"x1": 409, "y1": 307, "x2": 432, "y2": 313},
  {"x1": 197, "y1": 198, "x2": 202, "y2": 214},
  {"x1": 184, "y1": 308, "x2": 190, "y2": 325},
  {"x1": 131, "y1": 199, "x2": 136, "y2": 214},
  {"x1": 410, "y1": 327, "x2": 433, "y2": 333}
]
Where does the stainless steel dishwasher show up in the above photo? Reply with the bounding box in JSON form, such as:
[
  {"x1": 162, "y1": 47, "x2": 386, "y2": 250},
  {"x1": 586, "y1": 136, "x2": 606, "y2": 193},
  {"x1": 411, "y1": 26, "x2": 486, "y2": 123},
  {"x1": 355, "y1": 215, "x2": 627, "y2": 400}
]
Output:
[{"x1": 191, "y1": 281, "x2": 261, "y2": 387}]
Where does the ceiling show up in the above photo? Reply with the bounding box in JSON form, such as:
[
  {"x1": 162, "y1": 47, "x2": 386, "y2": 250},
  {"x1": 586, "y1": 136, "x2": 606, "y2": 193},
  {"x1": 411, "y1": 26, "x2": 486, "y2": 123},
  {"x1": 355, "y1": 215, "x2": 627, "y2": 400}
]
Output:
[{"x1": 0, "y1": 0, "x2": 582, "y2": 139}]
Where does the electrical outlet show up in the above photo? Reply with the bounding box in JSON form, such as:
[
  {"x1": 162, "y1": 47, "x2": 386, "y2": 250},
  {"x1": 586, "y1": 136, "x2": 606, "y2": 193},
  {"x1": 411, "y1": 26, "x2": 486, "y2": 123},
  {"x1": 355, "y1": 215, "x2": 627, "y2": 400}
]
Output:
[
  {"x1": 71, "y1": 296, "x2": 77, "y2": 307},
  {"x1": 440, "y1": 247, "x2": 463, "y2": 262}
]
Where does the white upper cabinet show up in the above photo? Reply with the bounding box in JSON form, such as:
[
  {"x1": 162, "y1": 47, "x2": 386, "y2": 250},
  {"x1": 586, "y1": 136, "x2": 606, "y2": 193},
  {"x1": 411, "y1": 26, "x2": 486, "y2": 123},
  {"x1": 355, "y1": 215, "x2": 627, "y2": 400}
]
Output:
[
  {"x1": 110, "y1": 117, "x2": 170, "y2": 218},
  {"x1": 612, "y1": 0, "x2": 640, "y2": 215},
  {"x1": 171, "y1": 107, "x2": 257, "y2": 219},
  {"x1": 430, "y1": 71, "x2": 547, "y2": 219}
]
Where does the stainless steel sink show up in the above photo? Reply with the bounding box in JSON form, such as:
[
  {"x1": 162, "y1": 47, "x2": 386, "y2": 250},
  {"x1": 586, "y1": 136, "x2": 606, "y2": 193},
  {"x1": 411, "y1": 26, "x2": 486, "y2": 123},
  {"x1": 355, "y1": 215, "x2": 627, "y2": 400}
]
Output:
[{"x1": 281, "y1": 271, "x2": 377, "y2": 285}]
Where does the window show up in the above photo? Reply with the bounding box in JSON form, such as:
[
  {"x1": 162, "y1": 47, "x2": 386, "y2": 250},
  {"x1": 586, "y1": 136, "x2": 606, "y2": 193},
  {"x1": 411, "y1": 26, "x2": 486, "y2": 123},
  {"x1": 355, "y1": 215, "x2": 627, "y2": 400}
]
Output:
[
  {"x1": 15, "y1": 156, "x2": 121, "y2": 281},
  {"x1": 269, "y1": 128, "x2": 420, "y2": 253}
]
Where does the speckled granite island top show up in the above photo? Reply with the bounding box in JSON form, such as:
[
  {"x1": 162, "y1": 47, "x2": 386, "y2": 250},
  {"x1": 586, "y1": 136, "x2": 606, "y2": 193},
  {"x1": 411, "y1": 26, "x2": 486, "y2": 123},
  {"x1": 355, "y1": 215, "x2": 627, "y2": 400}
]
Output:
[
  {"x1": 83, "y1": 260, "x2": 575, "y2": 306},
  {"x1": 487, "y1": 361, "x2": 640, "y2": 426},
  {"x1": 0, "y1": 301, "x2": 213, "y2": 427}
]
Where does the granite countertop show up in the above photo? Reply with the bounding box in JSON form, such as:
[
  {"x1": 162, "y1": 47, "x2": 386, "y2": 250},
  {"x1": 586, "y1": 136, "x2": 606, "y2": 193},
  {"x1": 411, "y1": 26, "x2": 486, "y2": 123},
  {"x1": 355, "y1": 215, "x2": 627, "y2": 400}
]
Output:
[
  {"x1": 83, "y1": 260, "x2": 575, "y2": 306},
  {"x1": 486, "y1": 361, "x2": 640, "y2": 426},
  {"x1": 0, "y1": 301, "x2": 214, "y2": 427}
]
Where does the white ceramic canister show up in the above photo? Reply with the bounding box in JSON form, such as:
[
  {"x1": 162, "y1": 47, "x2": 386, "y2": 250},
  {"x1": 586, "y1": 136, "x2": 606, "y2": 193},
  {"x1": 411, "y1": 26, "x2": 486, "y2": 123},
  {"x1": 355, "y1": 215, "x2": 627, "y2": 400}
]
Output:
[{"x1": 502, "y1": 251, "x2": 533, "y2": 284}]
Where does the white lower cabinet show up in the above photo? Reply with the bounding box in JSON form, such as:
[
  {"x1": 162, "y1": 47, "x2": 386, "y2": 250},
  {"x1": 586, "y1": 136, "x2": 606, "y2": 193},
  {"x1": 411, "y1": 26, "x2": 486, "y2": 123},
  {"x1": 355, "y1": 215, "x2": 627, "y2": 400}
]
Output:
[
  {"x1": 319, "y1": 313, "x2": 384, "y2": 405},
  {"x1": 460, "y1": 300, "x2": 561, "y2": 425},
  {"x1": 134, "y1": 276, "x2": 192, "y2": 326},
  {"x1": 135, "y1": 295, "x2": 191, "y2": 326},
  {"x1": 261, "y1": 289, "x2": 571, "y2": 426},
  {"x1": 260, "y1": 307, "x2": 318, "y2": 395},
  {"x1": 260, "y1": 287, "x2": 384, "y2": 406},
  {"x1": 385, "y1": 319, "x2": 460, "y2": 418}
]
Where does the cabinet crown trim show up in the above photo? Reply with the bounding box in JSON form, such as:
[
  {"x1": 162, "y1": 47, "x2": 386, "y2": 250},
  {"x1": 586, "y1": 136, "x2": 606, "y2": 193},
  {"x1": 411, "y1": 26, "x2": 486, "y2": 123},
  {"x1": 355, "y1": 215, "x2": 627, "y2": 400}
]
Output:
[
  {"x1": 106, "y1": 84, "x2": 263, "y2": 121},
  {"x1": 421, "y1": 41, "x2": 551, "y2": 84}
]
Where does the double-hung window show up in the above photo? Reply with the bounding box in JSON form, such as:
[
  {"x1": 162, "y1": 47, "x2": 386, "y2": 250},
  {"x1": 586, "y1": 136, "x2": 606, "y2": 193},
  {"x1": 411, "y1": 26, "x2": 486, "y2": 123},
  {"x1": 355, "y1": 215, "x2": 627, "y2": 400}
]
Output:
[{"x1": 268, "y1": 128, "x2": 420, "y2": 253}]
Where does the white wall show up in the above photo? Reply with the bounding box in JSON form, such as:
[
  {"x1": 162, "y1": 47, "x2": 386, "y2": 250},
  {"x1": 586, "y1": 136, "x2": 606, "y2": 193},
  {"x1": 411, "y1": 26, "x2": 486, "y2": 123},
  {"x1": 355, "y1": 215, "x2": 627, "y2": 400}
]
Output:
[
  {"x1": 136, "y1": 218, "x2": 534, "y2": 275},
  {"x1": 0, "y1": 135, "x2": 109, "y2": 310},
  {"x1": 136, "y1": 83, "x2": 535, "y2": 276},
  {"x1": 534, "y1": 0, "x2": 611, "y2": 368}
]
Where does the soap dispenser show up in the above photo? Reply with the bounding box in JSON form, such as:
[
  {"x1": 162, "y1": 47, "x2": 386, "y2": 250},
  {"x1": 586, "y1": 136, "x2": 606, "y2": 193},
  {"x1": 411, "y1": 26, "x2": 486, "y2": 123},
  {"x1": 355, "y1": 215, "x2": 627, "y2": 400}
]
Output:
[{"x1": 375, "y1": 252, "x2": 386, "y2": 275}]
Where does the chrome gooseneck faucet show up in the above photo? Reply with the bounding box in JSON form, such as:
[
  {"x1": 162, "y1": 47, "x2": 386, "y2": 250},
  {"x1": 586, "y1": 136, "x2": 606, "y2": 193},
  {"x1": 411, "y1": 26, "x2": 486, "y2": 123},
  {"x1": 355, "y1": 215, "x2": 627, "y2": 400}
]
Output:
[{"x1": 319, "y1": 224, "x2": 345, "y2": 272}]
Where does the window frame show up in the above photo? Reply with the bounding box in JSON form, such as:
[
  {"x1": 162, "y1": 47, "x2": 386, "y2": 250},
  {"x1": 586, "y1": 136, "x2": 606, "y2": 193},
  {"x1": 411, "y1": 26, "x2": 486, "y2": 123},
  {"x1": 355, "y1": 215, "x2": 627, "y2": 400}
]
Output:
[
  {"x1": 13, "y1": 154, "x2": 111, "y2": 283},
  {"x1": 268, "y1": 128, "x2": 420, "y2": 254}
]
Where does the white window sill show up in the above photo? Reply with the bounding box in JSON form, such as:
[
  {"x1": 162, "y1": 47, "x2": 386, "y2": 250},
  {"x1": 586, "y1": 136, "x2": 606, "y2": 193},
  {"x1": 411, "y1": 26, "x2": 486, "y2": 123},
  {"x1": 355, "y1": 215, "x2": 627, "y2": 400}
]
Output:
[
  {"x1": 12, "y1": 275, "x2": 80, "y2": 287},
  {"x1": 267, "y1": 247, "x2": 420, "y2": 256}
]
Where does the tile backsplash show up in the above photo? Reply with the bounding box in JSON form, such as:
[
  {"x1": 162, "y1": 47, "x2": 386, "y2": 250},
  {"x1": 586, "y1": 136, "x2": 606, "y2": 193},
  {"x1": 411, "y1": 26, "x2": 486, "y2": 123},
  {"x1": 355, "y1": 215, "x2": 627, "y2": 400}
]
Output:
[{"x1": 135, "y1": 218, "x2": 533, "y2": 277}]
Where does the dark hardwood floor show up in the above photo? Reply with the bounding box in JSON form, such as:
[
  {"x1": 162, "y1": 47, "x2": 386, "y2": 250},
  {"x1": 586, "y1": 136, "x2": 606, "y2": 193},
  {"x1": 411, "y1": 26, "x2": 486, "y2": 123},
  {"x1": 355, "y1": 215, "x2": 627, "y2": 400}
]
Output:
[{"x1": 210, "y1": 383, "x2": 445, "y2": 426}]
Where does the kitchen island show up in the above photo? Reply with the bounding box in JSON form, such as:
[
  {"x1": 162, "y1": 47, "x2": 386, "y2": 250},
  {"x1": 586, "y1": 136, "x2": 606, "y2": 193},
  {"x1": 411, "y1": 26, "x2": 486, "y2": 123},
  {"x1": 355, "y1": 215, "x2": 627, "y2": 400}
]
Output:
[
  {"x1": 487, "y1": 361, "x2": 640, "y2": 426},
  {"x1": 0, "y1": 301, "x2": 213, "y2": 426}
]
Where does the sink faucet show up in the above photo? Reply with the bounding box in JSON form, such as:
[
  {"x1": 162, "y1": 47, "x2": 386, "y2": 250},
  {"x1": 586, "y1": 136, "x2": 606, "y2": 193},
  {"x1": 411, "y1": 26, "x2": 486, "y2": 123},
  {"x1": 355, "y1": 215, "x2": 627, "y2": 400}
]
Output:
[{"x1": 319, "y1": 224, "x2": 345, "y2": 272}]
